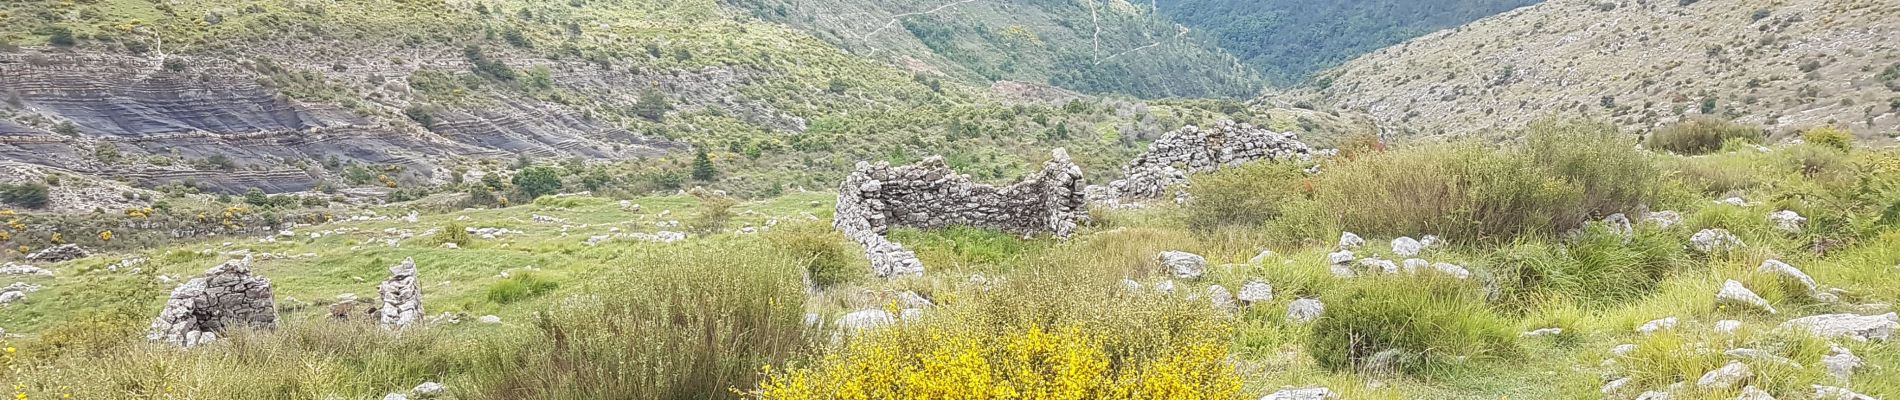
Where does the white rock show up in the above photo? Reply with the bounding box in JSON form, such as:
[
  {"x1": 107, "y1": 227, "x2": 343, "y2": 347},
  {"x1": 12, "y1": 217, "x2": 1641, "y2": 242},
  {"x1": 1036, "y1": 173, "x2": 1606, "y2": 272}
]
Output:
[
  {"x1": 1725, "y1": 348, "x2": 1800, "y2": 368},
  {"x1": 1249, "y1": 249, "x2": 1274, "y2": 264},
  {"x1": 1813, "y1": 385, "x2": 1876, "y2": 400},
  {"x1": 1121, "y1": 279, "x2": 1144, "y2": 292},
  {"x1": 838, "y1": 309, "x2": 895, "y2": 332},
  {"x1": 1391, "y1": 237, "x2": 1423, "y2": 257},
  {"x1": 1237, "y1": 280, "x2": 1273, "y2": 305},
  {"x1": 384, "y1": 394, "x2": 409, "y2": 400},
  {"x1": 1696, "y1": 361, "x2": 1752, "y2": 390},
  {"x1": 1636, "y1": 390, "x2": 1672, "y2": 400},
  {"x1": 1690, "y1": 229, "x2": 1744, "y2": 253},
  {"x1": 1337, "y1": 232, "x2": 1365, "y2": 249},
  {"x1": 1430, "y1": 262, "x2": 1471, "y2": 279},
  {"x1": 1357, "y1": 258, "x2": 1398, "y2": 274},
  {"x1": 1603, "y1": 213, "x2": 1634, "y2": 235},
  {"x1": 1757, "y1": 259, "x2": 1819, "y2": 296},
  {"x1": 1287, "y1": 299, "x2": 1324, "y2": 323},
  {"x1": 1326, "y1": 250, "x2": 1355, "y2": 265},
  {"x1": 1822, "y1": 345, "x2": 1862, "y2": 380},
  {"x1": 1646, "y1": 211, "x2": 1683, "y2": 228},
  {"x1": 1638, "y1": 317, "x2": 1679, "y2": 335},
  {"x1": 1158, "y1": 251, "x2": 1208, "y2": 279},
  {"x1": 1154, "y1": 279, "x2": 1176, "y2": 294},
  {"x1": 1207, "y1": 285, "x2": 1236, "y2": 313},
  {"x1": 1401, "y1": 258, "x2": 1430, "y2": 274},
  {"x1": 1714, "y1": 320, "x2": 1744, "y2": 334},
  {"x1": 1601, "y1": 378, "x2": 1631, "y2": 395},
  {"x1": 0, "y1": 263, "x2": 52, "y2": 276},
  {"x1": 1611, "y1": 343, "x2": 1638, "y2": 356},
  {"x1": 1722, "y1": 197, "x2": 1750, "y2": 206},
  {"x1": 1716, "y1": 280, "x2": 1777, "y2": 314},
  {"x1": 1260, "y1": 387, "x2": 1336, "y2": 400},
  {"x1": 1419, "y1": 235, "x2": 1440, "y2": 248},
  {"x1": 0, "y1": 291, "x2": 24, "y2": 304},
  {"x1": 477, "y1": 315, "x2": 502, "y2": 324},
  {"x1": 412, "y1": 382, "x2": 445, "y2": 398},
  {"x1": 1780, "y1": 313, "x2": 1898, "y2": 342},
  {"x1": 1737, "y1": 386, "x2": 1775, "y2": 400},
  {"x1": 1521, "y1": 328, "x2": 1564, "y2": 338},
  {"x1": 1768, "y1": 210, "x2": 1807, "y2": 233}
]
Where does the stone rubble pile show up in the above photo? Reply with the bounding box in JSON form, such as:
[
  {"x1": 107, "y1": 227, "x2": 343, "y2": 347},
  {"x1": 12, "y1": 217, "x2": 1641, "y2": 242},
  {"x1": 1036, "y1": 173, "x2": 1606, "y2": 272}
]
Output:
[
  {"x1": 24, "y1": 244, "x2": 89, "y2": 263},
  {"x1": 378, "y1": 258, "x2": 423, "y2": 329},
  {"x1": 835, "y1": 149, "x2": 1086, "y2": 277},
  {"x1": 1086, "y1": 120, "x2": 1313, "y2": 206},
  {"x1": 147, "y1": 256, "x2": 279, "y2": 347}
]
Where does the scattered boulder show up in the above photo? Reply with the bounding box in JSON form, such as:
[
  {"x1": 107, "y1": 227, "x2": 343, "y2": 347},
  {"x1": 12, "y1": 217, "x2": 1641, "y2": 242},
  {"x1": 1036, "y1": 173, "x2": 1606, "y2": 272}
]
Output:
[
  {"x1": 147, "y1": 256, "x2": 278, "y2": 347},
  {"x1": 1813, "y1": 385, "x2": 1876, "y2": 400},
  {"x1": 1714, "y1": 320, "x2": 1744, "y2": 334},
  {"x1": 1603, "y1": 213, "x2": 1633, "y2": 235},
  {"x1": 1757, "y1": 259, "x2": 1823, "y2": 299},
  {"x1": 1601, "y1": 378, "x2": 1632, "y2": 395},
  {"x1": 1428, "y1": 262, "x2": 1471, "y2": 279},
  {"x1": 1721, "y1": 197, "x2": 1751, "y2": 207},
  {"x1": 384, "y1": 393, "x2": 409, "y2": 400},
  {"x1": 1737, "y1": 386, "x2": 1775, "y2": 400},
  {"x1": 1237, "y1": 280, "x2": 1273, "y2": 305},
  {"x1": 23, "y1": 244, "x2": 89, "y2": 263},
  {"x1": 1611, "y1": 343, "x2": 1638, "y2": 356},
  {"x1": 0, "y1": 282, "x2": 42, "y2": 305},
  {"x1": 1725, "y1": 348, "x2": 1800, "y2": 368},
  {"x1": 1690, "y1": 229, "x2": 1743, "y2": 253},
  {"x1": 1207, "y1": 285, "x2": 1236, "y2": 313},
  {"x1": 1716, "y1": 280, "x2": 1776, "y2": 314},
  {"x1": 1249, "y1": 249, "x2": 1274, "y2": 264},
  {"x1": 838, "y1": 309, "x2": 895, "y2": 332},
  {"x1": 1779, "y1": 313, "x2": 1897, "y2": 342},
  {"x1": 1325, "y1": 250, "x2": 1355, "y2": 266},
  {"x1": 1288, "y1": 298, "x2": 1325, "y2": 323},
  {"x1": 1391, "y1": 236, "x2": 1423, "y2": 257},
  {"x1": 1158, "y1": 251, "x2": 1208, "y2": 279},
  {"x1": 1338, "y1": 232, "x2": 1366, "y2": 249},
  {"x1": 1695, "y1": 361, "x2": 1752, "y2": 390},
  {"x1": 1646, "y1": 211, "x2": 1683, "y2": 228},
  {"x1": 0, "y1": 263, "x2": 52, "y2": 276},
  {"x1": 1259, "y1": 387, "x2": 1336, "y2": 400},
  {"x1": 1822, "y1": 345, "x2": 1862, "y2": 381},
  {"x1": 1638, "y1": 317, "x2": 1679, "y2": 335},
  {"x1": 1768, "y1": 210, "x2": 1807, "y2": 233},
  {"x1": 1121, "y1": 279, "x2": 1144, "y2": 292},
  {"x1": 477, "y1": 315, "x2": 502, "y2": 324},
  {"x1": 378, "y1": 258, "x2": 424, "y2": 329},
  {"x1": 1635, "y1": 391, "x2": 1672, "y2": 400},
  {"x1": 1356, "y1": 258, "x2": 1399, "y2": 274},
  {"x1": 1521, "y1": 328, "x2": 1564, "y2": 338},
  {"x1": 412, "y1": 382, "x2": 445, "y2": 398}
]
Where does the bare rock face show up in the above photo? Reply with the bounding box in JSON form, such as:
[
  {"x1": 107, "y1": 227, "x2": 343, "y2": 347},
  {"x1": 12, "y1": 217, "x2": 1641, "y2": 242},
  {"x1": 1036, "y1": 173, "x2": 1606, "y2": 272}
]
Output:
[
  {"x1": 147, "y1": 256, "x2": 278, "y2": 347},
  {"x1": 1090, "y1": 121, "x2": 1312, "y2": 203},
  {"x1": 23, "y1": 244, "x2": 89, "y2": 263},
  {"x1": 378, "y1": 257, "x2": 423, "y2": 329},
  {"x1": 835, "y1": 149, "x2": 1086, "y2": 277}
]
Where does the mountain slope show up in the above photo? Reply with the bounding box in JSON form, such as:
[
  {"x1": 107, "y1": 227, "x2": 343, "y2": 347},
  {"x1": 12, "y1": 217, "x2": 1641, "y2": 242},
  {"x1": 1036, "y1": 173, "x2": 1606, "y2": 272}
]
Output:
[
  {"x1": 1300, "y1": 0, "x2": 1900, "y2": 138},
  {"x1": 1155, "y1": 0, "x2": 1540, "y2": 86},
  {"x1": 721, "y1": 0, "x2": 1263, "y2": 99}
]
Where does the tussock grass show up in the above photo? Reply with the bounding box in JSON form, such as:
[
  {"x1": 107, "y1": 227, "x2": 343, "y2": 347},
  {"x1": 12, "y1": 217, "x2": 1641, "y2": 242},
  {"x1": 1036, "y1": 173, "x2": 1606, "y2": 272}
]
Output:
[
  {"x1": 1307, "y1": 276, "x2": 1518, "y2": 376},
  {"x1": 1645, "y1": 118, "x2": 1766, "y2": 155}
]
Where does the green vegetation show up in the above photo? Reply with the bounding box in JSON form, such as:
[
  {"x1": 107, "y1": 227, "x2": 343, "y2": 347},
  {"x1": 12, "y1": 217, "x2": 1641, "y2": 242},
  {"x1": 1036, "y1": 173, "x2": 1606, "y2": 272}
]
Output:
[
  {"x1": 0, "y1": 182, "x2": 51, "y2": 209},
  {"x1": 1309, "y1": 276, "x2": 1516, "y2": 375},
  {"x1": 1644, "y1": 118, "x2": 1765, "y2": 155},
  {"x1": 1155, "y1": 0, "x2": 1540, "y2": 85}
]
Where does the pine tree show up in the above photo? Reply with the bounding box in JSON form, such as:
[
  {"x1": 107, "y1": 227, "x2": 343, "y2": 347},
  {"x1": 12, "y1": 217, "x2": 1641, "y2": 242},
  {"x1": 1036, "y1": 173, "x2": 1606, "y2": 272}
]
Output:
[{"x1": 691, "y1": 150, "x2": 718, "y2": 181}]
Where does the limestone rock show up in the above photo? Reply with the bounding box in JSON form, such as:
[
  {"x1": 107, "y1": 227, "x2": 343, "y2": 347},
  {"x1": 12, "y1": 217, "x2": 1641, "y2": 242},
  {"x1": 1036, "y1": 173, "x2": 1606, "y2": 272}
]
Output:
[
  {"x1": 477, "y1": 315, "x2": 502, "y2": 324},
  {"x1": 1521, "y1": 328, "x2": 1564, "y2": 338},
  {"x1": 1611, "y1": 343, "x2": 1638, "y2": 356},
  {"x1": 1391, "y1": 236, "x2": 1423, "y2": 256},
  {"x1": 1237, "y1": 280, "x2": 1273, "y2": 305},
  {"x1": 838, "y1": 309, "x2": 895, "y2": 332},
  {"x1": 1638, "y1": 317, "x2": 1679, "y2": 335},
  {"x1": 1690, "y1": 229, "x2": 1744, "y2": 253},
  {"x1": 1646, "y1": 211, "x2": 1683, "y2": 228},
  {"x1": 147, "y1": 256, "x2": 278, "y2": 347},
  {"x1": 1326, "y1": 250, "x2": 1355, "y2": 265},
  {"x1": 1714, "y1": 320, "x2": 1744, "y2": 334},
  {"x1": 1429, "y1": 262, "x2": 1471, "y2": 279},
  {"x1": 378, "y1": 258, "x2": 424, "y2": 328},
  {"x1": 1813, "y1": 385, "x2": 1876, "y2": 400},
  {"x1": 1725, "y1": 348, "x2": 1800, "y2": 368},
  {"x1": 23, "y1": 244, "x2": 89, "y2": 263},
  {"x1": 1779, "y1": 313, "x2": 1898, "y2": 342},
  {"x1": 1695, "y1": 361, "x2": 1752, "y2": 390},
  {"x1": 1159, "y1": 251, "x2": 1208, "y2": 279},
  {"x1": 1288, "y1": 299, "x2": 1325, "y2": 323},
  {"x1": 1635, "y1": 391, "x2": 1672, "y2": 400},
  {"x1": 1603, "y1": 213, "x2": 1634, "y2": 235},
  {"x1": 1338, "y1": 232, "x2": 1366, "y2": 249},
  {"x1": 1757, "y1": 260, "x2": 1820, "y2": 297},
  {"x1": 384, "y1": 393, "x2": 409, "y2": 400},
  {"x1": 1259, "y1": 387, "x2": 1336, "y2": 400},
  {"x1": 412, "y1": 382, "x2": 445, "y2": 398},
  {"x1": 0, "y1": 263, "x2": 52, "y2": 276},
  {"x1": 1737, "y1": 386, "x2": 1775, "y2": 400},
  {"x1": 1249, "y1": 249, "x2": 1275, "y2": 264},
  {"x1": 1822, "y1": 345, "x2": 1862, "y2": 380},
  {"x1": 1716, "y1": 280, "x2": 1776, "y2": 314},
  {"x1": 1769, "y1": 210, "x2": 1807, "y2": 233},
  {"x1": 1601, "y1": 378, "x2": 1632, "y2": 395},
  {"x1": 1357, "y1": 258, "x2": 1398, "y2": 274},
  {"x1": 1207, "y1": 285, "x2": 1236, "y2": 313}
]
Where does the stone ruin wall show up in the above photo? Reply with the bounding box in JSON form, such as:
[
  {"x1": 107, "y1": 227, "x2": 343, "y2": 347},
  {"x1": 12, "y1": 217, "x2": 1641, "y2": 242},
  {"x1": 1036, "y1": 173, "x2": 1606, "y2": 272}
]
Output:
[
  {"x1": 1092, "y1": 120, "x2": 1314, "y2": 203},
  {"x1": 836, "y1": 149, "x2": 1087, "y2": 277},
  {"x1": 147, "y1": 256, "x2": 279, "y2": 347}
]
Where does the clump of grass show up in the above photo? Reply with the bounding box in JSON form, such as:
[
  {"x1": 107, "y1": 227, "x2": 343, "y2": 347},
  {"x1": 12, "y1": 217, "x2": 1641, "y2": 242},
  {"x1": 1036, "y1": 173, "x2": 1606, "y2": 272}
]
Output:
[
  {"x1": 437, "y1": 222, "x2": 471, "y2": 247},
  {"x1": 1488, "y1": 225, "x2": 1691, "y2": 309},
  {"x1": 1645, "y1": 118, "x2": 1765, "y2": 155},
  {"x1": 1182, "y1": 161, "x2": 1312, "y2": 233},
  {"x1": 1308, "y1": 276, "x2": 1517, "y2": 376},
  {"x1": 485, "y1": 272, "x2": 559, "y2": 304},
  {"x1": 1801, "y1": 125, "x2": 1853, "y2": 151},
  {"x1": 1315, "y1": 120, "x2": 1658, "y2": 243},
  {"x1": 764, "y1": 222, "x2": 860, "y2": 288}
]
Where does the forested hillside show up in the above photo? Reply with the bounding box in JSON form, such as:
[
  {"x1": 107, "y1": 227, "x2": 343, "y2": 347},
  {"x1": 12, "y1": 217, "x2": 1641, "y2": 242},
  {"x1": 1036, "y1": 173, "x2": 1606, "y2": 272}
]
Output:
[{"x1": 1156, "y1": 0, "x2": 1539, "y2": 85}]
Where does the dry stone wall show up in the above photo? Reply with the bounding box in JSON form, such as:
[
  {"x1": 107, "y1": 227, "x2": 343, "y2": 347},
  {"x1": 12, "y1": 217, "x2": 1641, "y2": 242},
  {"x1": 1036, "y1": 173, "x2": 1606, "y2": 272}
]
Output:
[
  {"x1": 1090, "y1": 120, "x2": 1314, "y2": 204},
  {"x1": 378, "y1": 257, "x2": 423, "y2": 329},
  {"x1": 147, "y1": 256, "x2": 278, "y2": 347},
  {"x1": 835, "y1": 149, "x2": 1087, "y2": 277}
]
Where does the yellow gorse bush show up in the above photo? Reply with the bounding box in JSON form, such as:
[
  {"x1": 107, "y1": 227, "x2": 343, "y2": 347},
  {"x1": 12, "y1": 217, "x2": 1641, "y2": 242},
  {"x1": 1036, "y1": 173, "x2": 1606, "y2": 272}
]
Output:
[{"x1": 757, "y1": 324, "x2": 1239, "y2": 400}]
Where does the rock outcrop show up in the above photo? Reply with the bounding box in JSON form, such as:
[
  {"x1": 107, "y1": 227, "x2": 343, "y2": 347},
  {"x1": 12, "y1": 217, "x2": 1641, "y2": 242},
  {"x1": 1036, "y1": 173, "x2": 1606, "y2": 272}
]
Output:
[
  {"x1": 1088, "y1": 121, "x2": 1312, "y2": 204},
  {"x1": 23, "y1": 244, "x2": 89, "y2": 263},
  {"x1": 147, "y1": 256, "x2": 278, "y2": 347},
  {"x1": 834, "y1": 149, "x2": 1086, "y2": 277},
  {"x1": 378, "y1": 257, "x2": 423, "y2": 329}
]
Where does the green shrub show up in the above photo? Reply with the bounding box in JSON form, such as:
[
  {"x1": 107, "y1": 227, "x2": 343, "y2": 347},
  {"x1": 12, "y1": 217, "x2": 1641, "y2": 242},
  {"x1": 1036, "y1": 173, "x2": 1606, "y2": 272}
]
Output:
[
  {"x1": 765, "y1": 223, "x2": 858, "y2": 288},
  {"x1": 511, "y1": 166, "x2": 563, "y2": 199},
  {"x1": 1644, "y1": 118, "x2": 1765, "y2": 155},
  {"x1": 438, "y1": 222, "x2": 471, "y2": 247},
  {"x1": 1801, "y1": 125, "x2": 1853, "y2": 151},
  {"x1": 1308, "y1": 277, "x2": 1517, "y2": 375},
  {"x1": 1315, "y1": 120, "x2": 1658, "y2": 243},
  {"x1": 686, "y1": 192, "x2": 736, "y2": 234},
  {"x1": 1182, "y1": 161, "x2": 1310, "y2": 232},
  {"x1": 1488, "y1": 225, "x2": 1691, "y2": 309},
  {"x1": 0, "y1": 182, "x2": 51, "y2": 209},
  {"x1": 486, "y1": 272, "x2": 560, "y2": 304}
]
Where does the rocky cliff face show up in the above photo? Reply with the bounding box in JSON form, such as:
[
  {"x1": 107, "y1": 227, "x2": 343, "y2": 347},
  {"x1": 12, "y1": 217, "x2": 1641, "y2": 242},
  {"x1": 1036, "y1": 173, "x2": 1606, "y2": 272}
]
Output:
[{"x1": 0, "y1": 51, "x2": 684, "y2": 194}]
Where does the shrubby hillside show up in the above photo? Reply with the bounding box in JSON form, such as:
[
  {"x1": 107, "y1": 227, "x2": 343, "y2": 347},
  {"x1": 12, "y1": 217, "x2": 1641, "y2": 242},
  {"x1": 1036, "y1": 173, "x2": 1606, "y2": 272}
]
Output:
[{"x1": 1155, "y1": 0, "x2": 1540, "y2": 85}]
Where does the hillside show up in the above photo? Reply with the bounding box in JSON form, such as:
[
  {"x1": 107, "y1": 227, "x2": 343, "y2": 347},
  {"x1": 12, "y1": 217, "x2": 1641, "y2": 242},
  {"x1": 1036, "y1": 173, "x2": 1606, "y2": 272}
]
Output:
[
  {"x1": 1155, "y1": 0, "x2": 1540, "y2": 85},
  {"x1": 721, "y1": 0, "x2": 1264, "y2": 99},
  {"x1": 1300, "y1": 0, "x2": 1900, "y2": 138}
]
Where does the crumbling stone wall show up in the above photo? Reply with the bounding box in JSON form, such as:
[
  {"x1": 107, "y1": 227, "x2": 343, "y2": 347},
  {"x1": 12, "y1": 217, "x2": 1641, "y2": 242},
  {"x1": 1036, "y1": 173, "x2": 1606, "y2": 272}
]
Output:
[
  {"x1": 378, "y1": 257, "x2": 423, "y2": 328},
  {"x1": 148, "y1": 256, "x2": 278, "y2": 347},
  {"x1": 1091, "y1": 120, "x2": 1314, "y2": 203},
  {"x1": 836, "y1": 149, "x2": 1087, "y2": 277}
]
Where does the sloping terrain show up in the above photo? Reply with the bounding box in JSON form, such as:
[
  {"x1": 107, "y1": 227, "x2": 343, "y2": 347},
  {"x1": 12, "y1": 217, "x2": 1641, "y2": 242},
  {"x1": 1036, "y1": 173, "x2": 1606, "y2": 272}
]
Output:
[
  {"x1": 1301, "y1": 0, "x2": 1900, "y2": 138},
  {"x1": 1154, "y1": 0, "x2": 1541, "y2": 85},
  {"x1": 722, "y1": 0, "x2": 1263, "y2": 98}
]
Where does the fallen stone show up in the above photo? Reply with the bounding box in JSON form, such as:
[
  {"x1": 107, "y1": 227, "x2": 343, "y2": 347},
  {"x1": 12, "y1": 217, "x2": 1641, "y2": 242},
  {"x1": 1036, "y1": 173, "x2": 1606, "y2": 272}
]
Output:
[
  {"x1": 1357, "y1": 258, "x2": 1399, "y2": 274},
  {"x1": 1430, "y1": 262, "x2": 1471, "y2": 279},
  {"x1": 1779, "y1": 313, "x2": 1897, "y2": 342},
  {"x1": 1737, "y1": 386, "x2": 1775, "y2": 400},
  {"x1": 1822, "y1": 345, "x2": 1861, "y2": 381},
  {"x1": 1757, "y1": 259, "x2": 1821, "y2": 298},
  {"x1": 0, "y1": 263, "x2": 52, "y2": 276},
  {"x1": 24, "y1": 244, "x2": 89, "y2": 263},
  {"x1": 1604, "y1": 213, "x2": 1634, "y2": 235},
  {"x1": 1326, "y1": 250, "x2": 1355, "y2": 265},
  {"x1": 1237, "y1": 280, "x2": 1273, "y2": 305},
  {"x1": 1601, "y1": 378, "x2": 1632, "y2": 395},
  {"x1": 1635, "y1": 390, "x2": 1672, "y2": 400},
  {"x1": 1249, "y1": 249, "x2": 1274, "y2": 264},
  {"x1": 838, "y1": 309, "x2": 895, "y2": 332},
  {"x1": 1207, "y1": 285, "x2": 1236, "y2": 313},
  {"x1": 1646, "y1": 211, "x2": 1683, "y2": 228},
  {"x1": 1813, "y1": 385, "x2": 1876, "y2": 400},
  {"x1": 1288, "y1": 299, "x2": 1325, "y2": 323},
  {"x1": 1391, "y1": 237, "x2": 1423, "y2": 257},
  {"x1": 477, "y1": 315, "x2": 502, "y2": 324},
  {"x1": 1158, "y1": 251, "x2": 1208, "y2": 279},
  {"x1": 1638, "y1": 317, "x2": 1679, "y2": 335},
  {"x1": 1259, "y1": 387, "x2": 1336, "y2": 400},
  {"x1": 1725, "y1": 348, "x2": 1800, "y2": 368},
  {"x1": 412, "y1": 382, "x2": 445, "y2": 398},
  {"x1": 1338, "y1": 232, "x2": 1365, "y2": 249},
  {"x1": 1690, "y1": 229, "x2": 1744, "y2": 253},
  {"x1": 1714, "y1": 320, "x2": 1743, "y2": 334},
  {"x1": 1611, "y1": 343, "x2": 1638, "y2": 356},
  {"x1": 1716, "y1": 280, "x2": 1777, "y2": 314},
  {"x1": 1769, "y1": 210, "x2": 1807, "y2": 233},
  {"x1": 1695, "y1": 361, "x2": 1752, "y2": 390},
  {"x1": 1521, "y1": 328, "x2": 1564, "y2": 338}
]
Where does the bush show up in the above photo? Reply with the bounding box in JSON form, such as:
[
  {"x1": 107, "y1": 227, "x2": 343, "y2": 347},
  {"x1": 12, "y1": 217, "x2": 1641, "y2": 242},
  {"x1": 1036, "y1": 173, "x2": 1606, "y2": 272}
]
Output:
[
  {"x1": 1802, "y1": 125, "x2": 1853, "y2": 151},
  {"x1": 438, "y1": 222, "x2": 471, "y2": 247},
  {"x1": 0, "y1": 182, "x2": 51, "y2": 209},
  {"x1": 1309, "y1": 277, "x2": 1517, "y2": 375},
  {"x1": 1182, "y1": 161, "x2": 1310, "y2": 232},
  {"x1": 511, "y1": 165, "x2": 563, "y2": 199},
  {"x1": 1315, "y1": 120, "x2": 1658, "y2": 243},
  {"x1": 765, "y1": 223, "x2": 857, "y2": 288},
  {"x1": 485, "y1": 272, "x2": 560, "y2": 304},
  {"x1": 1644, "y1": 118, "x2": 1765, "y2": 155},
  {"x1": 1488, "y1": 225, "x2": 1691, "y2": 309},
  {"x1": 686, "y1": 192, "x2": 736, "y2": 234}
]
